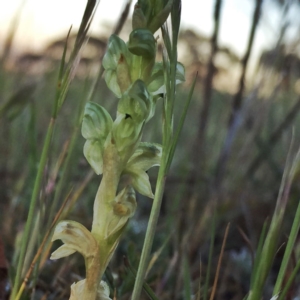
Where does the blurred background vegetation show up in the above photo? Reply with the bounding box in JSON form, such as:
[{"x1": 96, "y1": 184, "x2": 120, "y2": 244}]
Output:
[{"x1": 2, "y1": 0, "x2": 300, "y2": 299}]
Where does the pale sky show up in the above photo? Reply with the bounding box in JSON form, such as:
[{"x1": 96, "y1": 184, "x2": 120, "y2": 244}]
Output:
[{"x1": 0, "y1": 0, "x2": 298, "y2": 62}]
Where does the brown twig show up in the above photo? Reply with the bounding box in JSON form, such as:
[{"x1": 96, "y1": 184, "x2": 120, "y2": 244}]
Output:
[
  {"x1": 209, "y1": 223, "x2": 230, "y2": 300},
  {"x1": 214, "y1": 0, "x2": 263, "y2": 186},
  {"x1": 229, "y1": 0, "x2": 263, "y2": 126},
  {"x1": 15, "y1": 189, "x2": 73, "y2": 299},
  {"x1": 246, "y1": 96, "x2": 300, "y2": 177}
]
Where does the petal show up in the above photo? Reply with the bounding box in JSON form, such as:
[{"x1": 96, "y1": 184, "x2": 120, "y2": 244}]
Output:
[
  {"x1": 126, "y1": 142, "x2": 162, "y2": 171},
  {"x1": 127, "y1": 168, "x2": 154, "y2": 198},
  {"x1": 50, "y1": 221, "x2": 98, "y2": 260},
  {"x1": 50, "y1": 244, "x2": 76, "y2": 260}
]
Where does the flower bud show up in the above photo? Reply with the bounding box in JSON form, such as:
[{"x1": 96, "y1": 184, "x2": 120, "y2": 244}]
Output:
[
  {"x1": 132, "y1": 3, "x2": 147, "y2": 30},
  {"x1": 102, "y1": 35, "x2": 132, "y2": 97},
  {"x1": 82, "y1": 102, "x2": 113, "y2": 174},
  {"x1": 118, "y1": 80, "x2": 151, "y2": 123},
  {"x1": 128, "y1": 28, "x2": 156, "y2": 58}
]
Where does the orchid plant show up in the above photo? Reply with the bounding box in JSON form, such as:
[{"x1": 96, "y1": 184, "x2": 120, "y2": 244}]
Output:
[{"x1": 50, "y1": 1, "x2": 184, "y2": 299}]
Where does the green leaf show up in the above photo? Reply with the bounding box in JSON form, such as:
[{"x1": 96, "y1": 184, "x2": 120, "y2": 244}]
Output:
[
  {"x1": 102, "y1": 34, "x2": 132, "y2": 97},
  {"x1": 82, "y1": 102, "x2": 113, "y2": 174},
  {"x1": 147, "y1": 61, "x2": 185, "y2": 95}
]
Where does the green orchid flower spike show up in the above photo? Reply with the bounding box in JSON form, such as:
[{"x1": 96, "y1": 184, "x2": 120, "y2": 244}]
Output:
[{"x1": 50, "y1": 1, "x2": 185, "y2": 299}]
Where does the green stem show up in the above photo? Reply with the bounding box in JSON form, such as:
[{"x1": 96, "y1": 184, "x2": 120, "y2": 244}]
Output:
[
  {"x1": 11, "y1": 118, "x2": 55, "y2": 300},
  {"x1": 131, "y1": 166, "x2": 167, "y2": 300}
]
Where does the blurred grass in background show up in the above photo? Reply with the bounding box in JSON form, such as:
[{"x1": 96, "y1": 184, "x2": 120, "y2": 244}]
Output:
[{"x1": 2, "y1": 0, "x2": 300, "y2": 299}]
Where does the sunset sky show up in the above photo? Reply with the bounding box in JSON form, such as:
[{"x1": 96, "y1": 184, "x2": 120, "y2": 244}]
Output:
[{"x1": 0, "y1": 0, "x2": 299, "y2": 62}]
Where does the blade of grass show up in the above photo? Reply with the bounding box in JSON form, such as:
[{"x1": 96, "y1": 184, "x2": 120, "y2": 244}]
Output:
[
  {"x1": 203, "y1": 210, "x2": 216, "y2": 300},
  {"x1": 182, "y1": 250, "x2": 191, "y2": 300},
  {"x1": 196, "y1": 258, "x2": 202, "y2": 300},
  {"x1": 14, "y1": 189, "x2": 72, "y2": 300},
  {"x1": 166, "y1": 74, "x2": 196, "y2": 171},
  {"x1": 10, "y1": 2, "x2": 99, "y2": 297},
  {"x1": 247, "y1": 141, "x2": 300, "y2": 300},
  {"x1": 124, "y1": 257, "x2": 160, "y2": 300},
  {"x1": 277, "y1": 255, "x2": 300, "y2": 300},
  {"x1": 273, "y1": 200, "x2": 300, "y2": 295},
  {"x1": 249, "y1": 219, "x2": 268, "y2": 288},
  {"x1": 10, "y1": 116, "x2": 56, "y2": 300}
]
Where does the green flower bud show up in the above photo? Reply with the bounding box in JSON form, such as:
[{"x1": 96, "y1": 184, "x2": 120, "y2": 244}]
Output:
[
  {"x1": 128, "y1": 28, "x2": 156, "y2": 58},
  {"x1": 135, "y1": 0, "x2": 173, "y2": 33},
  {"x1": 103, "y1": 35, "x2": 132, "y2": 97},
  {"x1": 118, "y1": 80, "x2": 151, "y2": 123},
  {"x1": 132, "y1": 3, "x2": 147, "y2": 30},
  {"x1": 82, "y1": 102, "x2": 113, "y2": 174},
  {"x1": 148, "y1": 0, "x2": 173, "y2": 33},
  {"x1": 112, "y1": 112, "x2": 144, "y2": 160}
]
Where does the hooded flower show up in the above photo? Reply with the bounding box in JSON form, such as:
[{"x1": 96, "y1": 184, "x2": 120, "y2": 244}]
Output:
[
  {"x1": 82, "y1": 102, "x2": 113, "y2": 175},
  {"x1": 122, "y1": 142, "x2": 162, "y2": 198},
  {"x1": 50, "y1": 220, "x2": 98, "y2": 260},
  {"x1": 102, "y1": 34, "x2": 132, "y2": 98}
]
